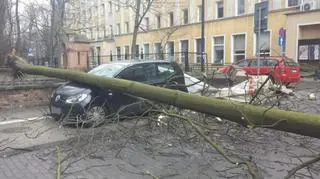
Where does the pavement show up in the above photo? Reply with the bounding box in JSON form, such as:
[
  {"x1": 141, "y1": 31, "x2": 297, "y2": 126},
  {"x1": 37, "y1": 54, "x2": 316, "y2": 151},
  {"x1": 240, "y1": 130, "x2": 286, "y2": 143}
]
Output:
[{"x1": 0, "y1": 80, "x2": 319, "y2": 179}]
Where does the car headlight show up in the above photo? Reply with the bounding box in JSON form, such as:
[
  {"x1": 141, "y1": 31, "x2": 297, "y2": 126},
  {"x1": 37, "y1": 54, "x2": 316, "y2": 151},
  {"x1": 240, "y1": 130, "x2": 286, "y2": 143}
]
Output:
[{"x1": 66, "y1": 94, "x2": 88, "y2": 103}]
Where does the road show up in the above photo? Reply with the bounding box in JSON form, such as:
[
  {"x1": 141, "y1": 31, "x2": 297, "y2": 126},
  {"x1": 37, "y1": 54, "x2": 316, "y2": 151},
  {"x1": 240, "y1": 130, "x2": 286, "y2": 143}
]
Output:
[{"x1": 0, "y1": 79, "x2": 319, "y2": 179}]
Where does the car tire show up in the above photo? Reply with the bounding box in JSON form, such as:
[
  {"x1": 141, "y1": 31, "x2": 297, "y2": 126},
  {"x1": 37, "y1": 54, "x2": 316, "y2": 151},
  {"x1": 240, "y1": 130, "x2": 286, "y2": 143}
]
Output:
[{"x1": 85, "y1": 105, "x2": 110, "y2": 127}]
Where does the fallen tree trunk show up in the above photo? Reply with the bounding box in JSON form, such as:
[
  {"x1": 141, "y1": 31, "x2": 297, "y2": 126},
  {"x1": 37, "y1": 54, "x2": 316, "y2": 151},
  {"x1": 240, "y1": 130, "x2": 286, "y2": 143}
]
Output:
[{"x1": 8, "y1": 54, "x2": 320, "y2": 139}]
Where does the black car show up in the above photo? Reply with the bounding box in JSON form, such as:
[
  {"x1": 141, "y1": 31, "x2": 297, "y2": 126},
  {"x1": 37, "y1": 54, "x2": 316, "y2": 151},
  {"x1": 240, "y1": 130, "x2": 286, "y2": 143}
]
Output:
[{"x1": 49, "y1": 60, "x2": 188, "y2": 126}]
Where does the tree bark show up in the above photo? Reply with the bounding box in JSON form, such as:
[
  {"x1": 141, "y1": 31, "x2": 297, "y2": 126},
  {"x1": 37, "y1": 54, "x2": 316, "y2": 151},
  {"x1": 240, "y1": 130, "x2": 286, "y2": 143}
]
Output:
[
  {"x1": 131, "y1": 0, "x2": 141, "y2": 58},
  {"x1": 7, "y1": 54, "x2": 320, "y2": 139},
  {"x1": 15, "y1": 0, "x2": 21, "y2": 55}
]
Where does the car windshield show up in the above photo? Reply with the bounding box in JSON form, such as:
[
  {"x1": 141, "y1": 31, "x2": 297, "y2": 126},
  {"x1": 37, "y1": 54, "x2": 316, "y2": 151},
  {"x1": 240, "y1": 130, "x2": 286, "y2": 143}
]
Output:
[
  {"x1": 285, "y1": 58, "x2": 299, "y2": 66},
  {"x1": 88, "y1": 63, "x2": 126, "y2": 77}
]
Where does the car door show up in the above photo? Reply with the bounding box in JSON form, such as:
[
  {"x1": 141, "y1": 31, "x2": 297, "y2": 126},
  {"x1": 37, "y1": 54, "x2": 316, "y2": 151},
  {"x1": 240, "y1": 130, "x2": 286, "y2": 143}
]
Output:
[
  {"x1": 114, "y1": 63, "x2": 156, "y2": 116},
  {"x1": 244, "y1": 59, "x2": 258, "y2": 75}
]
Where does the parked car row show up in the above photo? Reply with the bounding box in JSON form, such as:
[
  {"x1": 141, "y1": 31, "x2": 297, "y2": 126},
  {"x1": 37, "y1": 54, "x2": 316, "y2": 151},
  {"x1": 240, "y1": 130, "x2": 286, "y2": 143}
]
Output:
[
  {"x1": 49, "y1": 56, "x2": 301, "y2": 127},
  {"x1": 218, "y1": 56, "x2": 301, "y2": 85}
]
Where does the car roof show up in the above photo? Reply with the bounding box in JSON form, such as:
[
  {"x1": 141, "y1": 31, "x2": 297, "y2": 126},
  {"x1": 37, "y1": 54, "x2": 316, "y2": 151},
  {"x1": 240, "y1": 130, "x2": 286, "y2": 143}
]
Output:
[
  {"x1": 246, "y1": 56, "x2": 285, "y2": 61},
  {"x1": 106, "y1": 59, "x2": 173, "y2": 66}
]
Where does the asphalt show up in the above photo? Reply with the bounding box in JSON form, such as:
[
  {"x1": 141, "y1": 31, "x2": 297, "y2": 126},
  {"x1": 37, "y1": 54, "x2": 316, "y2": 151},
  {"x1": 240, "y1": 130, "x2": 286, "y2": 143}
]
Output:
[{"x1": 0, "y1": 79, "x2": 319, "y2": 179}]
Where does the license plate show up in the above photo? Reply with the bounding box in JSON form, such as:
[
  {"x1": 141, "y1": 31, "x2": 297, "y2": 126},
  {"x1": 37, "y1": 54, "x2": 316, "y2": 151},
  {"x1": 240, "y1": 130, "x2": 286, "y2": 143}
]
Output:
[
  {"x1": 51, "y1": 106, "x2": 62, "y2": 114},
  {"x1": 292, "y1": 69, "x2": 297, "y2": 73}
]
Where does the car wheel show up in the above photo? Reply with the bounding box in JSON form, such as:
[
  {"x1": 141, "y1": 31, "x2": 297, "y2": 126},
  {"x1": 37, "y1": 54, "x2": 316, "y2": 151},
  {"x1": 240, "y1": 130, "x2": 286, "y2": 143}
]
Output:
[{"x1": 85, "y1": 106, "x2": 109, "y2": 127}]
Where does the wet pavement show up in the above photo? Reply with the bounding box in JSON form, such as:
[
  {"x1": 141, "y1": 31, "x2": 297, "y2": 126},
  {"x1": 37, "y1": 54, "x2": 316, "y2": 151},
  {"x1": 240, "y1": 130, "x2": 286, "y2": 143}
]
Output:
[{"x1": 0, "y1": 79, "x2": 319, "y2": 179}]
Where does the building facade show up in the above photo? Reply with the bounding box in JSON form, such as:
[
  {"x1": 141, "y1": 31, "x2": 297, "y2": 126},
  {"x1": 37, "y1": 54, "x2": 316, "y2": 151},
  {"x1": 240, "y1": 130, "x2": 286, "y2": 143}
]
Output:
[{"x1": 65, "y1": 0, "x2": 320, "y2": 67}]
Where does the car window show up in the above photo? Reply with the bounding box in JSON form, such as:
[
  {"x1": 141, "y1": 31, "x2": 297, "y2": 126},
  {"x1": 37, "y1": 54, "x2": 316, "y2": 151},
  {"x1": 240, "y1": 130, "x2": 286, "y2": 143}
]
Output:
[
  {"x1": 236, "y1": 60, "x2": 248, "y2": 67},
  {"x1": 118, "y1": 64, "x2": 157, "y2": 83},
  {"x1": 88, "y1": 64, "x2": 126, "y2": 77},
  {"x1": 284, "y1": 58, "x2": 299, "y2": 66},
  {"x1": 266, "y1": 59, "x2": 278, "y2": 66},
  {"x1": 157, "y1": 63, "x2": 176, "y2": 81}
]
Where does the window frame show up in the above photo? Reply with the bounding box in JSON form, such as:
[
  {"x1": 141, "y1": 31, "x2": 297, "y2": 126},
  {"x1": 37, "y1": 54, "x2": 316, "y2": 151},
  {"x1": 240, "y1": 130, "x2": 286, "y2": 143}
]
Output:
[
  {"x1": 231, "y1": 33, "x2": 246, "y2": 64},
  {"x1": 183, "y1": 9, "x2": 189, "y2": 25},
  {"x1": 212, "y1": 35, "x2": 225, "y2": 64},
  {"x1": 216, "y1": 1, "x2": 224, "y2": 19},
  {"x1": 169, "y1": 12, "x2": 174, "y2": 27}
]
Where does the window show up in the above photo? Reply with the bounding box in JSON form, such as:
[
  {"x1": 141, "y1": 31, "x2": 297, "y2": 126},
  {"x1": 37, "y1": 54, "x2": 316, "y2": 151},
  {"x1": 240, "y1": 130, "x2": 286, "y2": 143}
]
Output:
[
  {"x1": 167, "y1": 41, "x2": 174, "y2": 61},
  {"x1": 109, "y1": 25, "x2": 113, "y2": 35},
  {"x1": 135, "y1": 45, "x2": 139, "y2": 58},
  {"x1": 232, "y1": 34, "x2": 246, "y2": 63},
  {"x1": 119, "y1": 64, "x2": 156, "y2": 82},
  {"x1": 116, "y1": 47, "x2": 121, "y2": 60},
  {"x1": 169, "y1": 12, "x2": 174, "y2": 26},
  {"x1": 77, "y1": 52, "x2": 81, "y2": 65},
  {"x1": 144, "y1": 44, "x2": 150, "y2": 59},
  {"x1": 101, "y1": 3, "x2": 105, "y2": 16},
  {"x1": 90, "y1": 28, "x2": 93, "y2": 39},
  {"x1": 196, "y1": 39, "x2": 205, "y2": 63},
  {"x1": 125, "y1": 22, "x2": 129, "y2": 33},
  {"x1": 198, "y1": 6, "x2": 202, "y2": 22},
  {"x1": 217, "y1": 1, "x2": 224, "y2": 18},
  {"x1": 256, "y1": 31, "x2": 270, "y2": 56},
  {"x1": 157, "y1": 63, "x2": 175, "y2": 81},
  {"x1": 183, "y1": 9, "x2": 188, "y2": 24},
  {"x1": 145, "y1": 17, "x2": 150, "y2": 30},
  {"x1": 108, "y1": 1, "x2": 112, "y2": 13},
  {"x1": 237, "y1": 0, "x2": 245, "y2": 16},
  {"x1": 213, "y1": 36, "x2": 224, "y2": 64},
  {"x1": 288, "y1": 0, "x2": 299, "y2": 7},
  {"x1": 116, "y1": 0, "x2": 120, "y2": 11},
  {"x1": 155, "y1": 43, "x2": 162, "y2": 59},
  {"x1": 124, "y1": 46, "x2": 129, "y2": 60},
  {"x1": 103, "y1": 26, "x2": 106, "y2": 37},
  {"x1": 116, "y1": 23, "x2": 121, "y2": 35},
  {"x1": 157, "y1": 15, "x2": 161, "y2": 28}
]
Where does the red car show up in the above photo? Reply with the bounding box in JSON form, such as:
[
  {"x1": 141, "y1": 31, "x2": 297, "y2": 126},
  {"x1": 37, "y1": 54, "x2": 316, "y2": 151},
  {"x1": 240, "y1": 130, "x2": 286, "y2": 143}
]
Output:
[{"x1": 219, "y1": 57, "x2": 300, "y2": 85}]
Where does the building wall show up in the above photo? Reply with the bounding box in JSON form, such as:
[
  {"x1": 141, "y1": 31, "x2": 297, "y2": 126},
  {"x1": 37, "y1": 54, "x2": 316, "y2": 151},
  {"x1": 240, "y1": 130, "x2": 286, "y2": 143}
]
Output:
[
  {"x1": 286, "y1": 10, "x2": 320, "y2": 61},
  {"x1": 66, "y1": 0, "x2": 320, "y2": 65},
  {"x1": 66, "y1": 42, "x2": 90, "y2": 70},
  {"x1": 300, "y1": 24, "x2": 320, "y2": 39}
]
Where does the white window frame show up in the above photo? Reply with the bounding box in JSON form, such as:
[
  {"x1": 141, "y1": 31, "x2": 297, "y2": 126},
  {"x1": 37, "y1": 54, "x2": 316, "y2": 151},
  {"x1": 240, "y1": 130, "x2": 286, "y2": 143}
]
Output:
[
  {"x1": 116, "y1": 23, "x2": 121, "y2": 35},
  {"x1": 216, "y1": 1, "x2": 224, "y2": 19},
  {"x1": 169, "y1": 12, "x2": 174, "y2": 27},
  {"x1": 194, "y1": 37, "x2": 206, "y2": 63},
  {"x1": 235, "y1": 0, "x2": 245, "y2": 16},
  {"x1": 143, "y1": 43, "x2": 150, "y2": 60},
  {"x1": 197, "y1": 6, "x2": 202, "y2": 22},
  {"x1": 253, "y1": 30, "x2": 272, "y2": 56},
  {"x1": 123, "y1": 45, "x2": 130, "y2": 60},
  {"x1": 116, "y1": 47, "x2": 121, "y2": 60},
  {"x1": 286, "y1": 0, "x2": 300, "y2": 8},
  {"x1": 231, "y1": 33, "x2": 247, "y2": 64},
  {"x1": 212, "y1": 35, "x2": 225, "y2": 64},
  {"x1": 178, "y1": 38, "x2": 189, "y2": 64}
]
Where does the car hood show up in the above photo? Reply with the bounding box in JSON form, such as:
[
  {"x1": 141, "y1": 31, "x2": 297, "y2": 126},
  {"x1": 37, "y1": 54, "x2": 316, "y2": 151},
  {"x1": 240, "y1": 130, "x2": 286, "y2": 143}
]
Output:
[{"x1": 55, "y1": 82, "x2": 92, "y2": 96}]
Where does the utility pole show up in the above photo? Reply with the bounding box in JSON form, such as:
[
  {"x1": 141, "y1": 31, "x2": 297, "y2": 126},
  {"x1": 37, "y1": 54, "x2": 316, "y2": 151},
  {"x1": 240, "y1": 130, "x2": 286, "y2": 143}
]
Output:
[{"x1": 200, "y1": 0, "x2": 205, "y2": 72}]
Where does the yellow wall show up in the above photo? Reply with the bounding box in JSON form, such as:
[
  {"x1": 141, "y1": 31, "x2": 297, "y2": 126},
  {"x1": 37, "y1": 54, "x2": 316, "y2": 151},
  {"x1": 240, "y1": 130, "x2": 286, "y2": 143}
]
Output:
[
  {"x1": 100, "y1": 10, "x2": 291, "y2": 65},
  {"x1": 286, "y1": 10, "x2": 320, "y2": 61}
]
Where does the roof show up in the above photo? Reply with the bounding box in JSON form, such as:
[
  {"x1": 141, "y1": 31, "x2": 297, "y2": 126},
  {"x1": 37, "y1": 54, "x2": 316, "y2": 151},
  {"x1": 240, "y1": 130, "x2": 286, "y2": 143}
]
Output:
[
  {"x1": 245, "y1": 56, "x2": 286, "y2": 61},
  {"x1": 106, "y1": 59, "x2": 173, "y2": 65}
]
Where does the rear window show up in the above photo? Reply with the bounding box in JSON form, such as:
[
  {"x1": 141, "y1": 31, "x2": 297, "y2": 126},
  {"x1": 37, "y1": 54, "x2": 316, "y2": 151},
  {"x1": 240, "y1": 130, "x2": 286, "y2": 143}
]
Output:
[{"x1": 284, "y1": 58, "x2": 299, "y2": 66}]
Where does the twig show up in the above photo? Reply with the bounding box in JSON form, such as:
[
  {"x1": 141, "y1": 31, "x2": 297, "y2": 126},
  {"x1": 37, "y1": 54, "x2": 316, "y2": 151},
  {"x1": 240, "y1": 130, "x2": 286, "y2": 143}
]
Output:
[
  {"x1": 56, "y1": 146, "x2": 61, "y2": 179},
  {"x1": 284, "y1": 154, "x2": 320, "y2": 179}
]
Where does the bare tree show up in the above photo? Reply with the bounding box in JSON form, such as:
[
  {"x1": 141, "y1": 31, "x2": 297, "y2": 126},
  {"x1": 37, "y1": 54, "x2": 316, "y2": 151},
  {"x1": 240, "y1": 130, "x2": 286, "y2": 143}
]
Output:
[
  {"x1": 15, "y1": 0, "x2": 21, "y2": 55},
  {"x1": 0, "y1": 0, "x2": 9, "y2": 66}
]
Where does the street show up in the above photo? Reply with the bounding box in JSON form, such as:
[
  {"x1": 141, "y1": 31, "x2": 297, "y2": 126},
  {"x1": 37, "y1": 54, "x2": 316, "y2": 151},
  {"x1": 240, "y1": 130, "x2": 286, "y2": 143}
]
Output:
[{"x1": 0, "y1": 79, "x2": 319, "y2": 179}]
